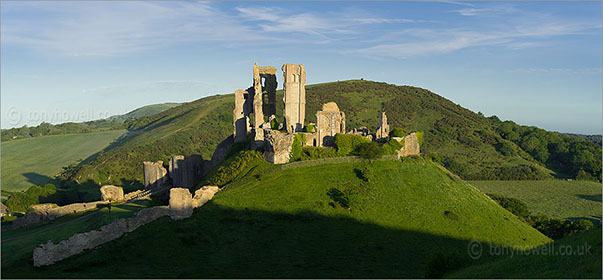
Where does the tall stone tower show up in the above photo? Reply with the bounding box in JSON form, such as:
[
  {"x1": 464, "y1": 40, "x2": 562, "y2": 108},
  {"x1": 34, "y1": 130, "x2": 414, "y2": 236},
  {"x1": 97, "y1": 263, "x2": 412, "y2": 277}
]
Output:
[
  {"x1": 282, "y1": 64, "x2": 306, "y2": 132},
  {"x1": 376, "y1": 112, "x2": 390, "y2": 140}
]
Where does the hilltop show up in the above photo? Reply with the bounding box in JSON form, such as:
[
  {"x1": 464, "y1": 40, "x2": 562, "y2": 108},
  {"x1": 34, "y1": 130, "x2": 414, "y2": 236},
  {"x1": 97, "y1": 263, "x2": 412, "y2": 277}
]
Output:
[
  {"x1": 1, "y1": 157, "x2": 550, "y2": 278},
  {"x1": 57, "y1": 80, "x2": 601, "y2": 194}
]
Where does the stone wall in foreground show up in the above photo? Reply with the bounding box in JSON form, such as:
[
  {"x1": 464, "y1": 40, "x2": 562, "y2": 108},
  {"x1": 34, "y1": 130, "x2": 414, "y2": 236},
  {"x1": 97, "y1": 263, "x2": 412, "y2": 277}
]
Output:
[{"x1": 33, "y1": 186, "x2": 220, "y2": 267}]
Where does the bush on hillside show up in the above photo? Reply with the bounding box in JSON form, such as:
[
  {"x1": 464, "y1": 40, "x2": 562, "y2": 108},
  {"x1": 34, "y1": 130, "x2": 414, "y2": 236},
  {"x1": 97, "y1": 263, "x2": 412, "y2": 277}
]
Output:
[
  {"x1": 416, "y1": 131, "x2": 424, "y2": 146},
  {"x1": 496, "y1": 140, "x2": 517, "y2": 156},
  {"x1": 524, "y1": 215, "x2": 594, "y2": 240},
  {"x1": 354, "y1": 165, "x2": 374, "y2": 182},
  {"x1": 326, "y1": 187, "x2": 351, "y2": 209},
  {"x1": 390, "y1": 127, "x2": 407, "y2": 138},
  {"x1": 382, "y1": 138, "x2": 403, "y2": 155},
  {"x1": 353, "y1": 142, "x2": 384, "y2": 161},
  {"x1": 207, "y1": 151, "x2": 265, "y2": 187},
  {"x1": 6, "y1": 184, "x2": 57, "y2": 213},
  {"x1": 334, "y1": 133, "x2": 371, "y2": 156},
  {"x1": 487, "y1": 193, "x2": 529, "y2": 217},
  {"x1": 290, "y1": 134, "x2": 306, "y2": 162},
  {"x1": 575, "y1": 170, "x2": 596, "y2": 181},
  {"x1": 300, "y1": 146, "x2": 338, "y2": 160}
]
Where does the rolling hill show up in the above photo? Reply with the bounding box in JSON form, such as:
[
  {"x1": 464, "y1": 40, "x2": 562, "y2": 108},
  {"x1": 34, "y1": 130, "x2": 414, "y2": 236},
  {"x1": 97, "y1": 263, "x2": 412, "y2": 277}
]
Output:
[
  {"x1": 59, "y1": 80, "x2": 601, "y2": 193},
  {"x1": 1, "y1": 157, "x2": 551, "y2": 278},
  {"x1": 1, "y1": 130, "x2": 126, "y2": 192},
  {"x1": 106, "y1": 103, "x2": 181, "y2": 123}
]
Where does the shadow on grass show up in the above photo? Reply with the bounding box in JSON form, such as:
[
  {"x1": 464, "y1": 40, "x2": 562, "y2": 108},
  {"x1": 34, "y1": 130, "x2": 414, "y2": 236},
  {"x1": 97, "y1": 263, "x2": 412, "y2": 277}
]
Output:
[
  {"x1": 576, "y1": 194, "x2": 602, "y2": 203},
  {"x1": 2, "y1": 203, "x2": 532, "y2": 279}
]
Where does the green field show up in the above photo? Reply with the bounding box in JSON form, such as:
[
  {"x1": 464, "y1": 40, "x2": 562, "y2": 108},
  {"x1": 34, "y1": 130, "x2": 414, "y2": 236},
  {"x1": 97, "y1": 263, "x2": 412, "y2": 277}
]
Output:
[
  {"x1": 469, "y1": 180, "x2": 602, "y2": 221},
  {"x1": 1, "y1": 200, "x2": 151, "y2": 274},
  {"x1": 2, "y1": 158, "x2": 550, "y2": 278},
  {"x1": 1, "y1": 130, "x2": 126, "y2": 192},
  {"x1": 447, "y1": 227, "x2": 602, "y2": 278}
]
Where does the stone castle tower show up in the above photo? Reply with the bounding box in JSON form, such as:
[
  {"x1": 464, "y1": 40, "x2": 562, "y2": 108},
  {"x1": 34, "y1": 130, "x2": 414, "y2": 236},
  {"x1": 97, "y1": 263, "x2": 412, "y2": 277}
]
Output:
[{"x1": 282, "y1": 64, "x2": 306, "y2": 132}]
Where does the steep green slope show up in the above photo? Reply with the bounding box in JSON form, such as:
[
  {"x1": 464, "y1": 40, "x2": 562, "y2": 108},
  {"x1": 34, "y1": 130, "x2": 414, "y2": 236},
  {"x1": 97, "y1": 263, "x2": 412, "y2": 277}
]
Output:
[
  {"x1": 470, "y1": 180, "x2": 602, "y2": 220},
  {"x1": 63, "y1": 95, "x2": 233, "y2": 189},
  {"x1": 8, "y1": 158, "x2": 550, "y2": 278},
  {"x1": 62, "y1": 80, "x2": 600, "y2": 190},
  {"x1": 1, "y1": 130, "x2": 126, "y2": 192},
  {"x1": 107, "y1": 103, "x2": 181, "y2": 123},
  {"x1": 447, "y1": 227, "x2": 602, "y2": 279}
]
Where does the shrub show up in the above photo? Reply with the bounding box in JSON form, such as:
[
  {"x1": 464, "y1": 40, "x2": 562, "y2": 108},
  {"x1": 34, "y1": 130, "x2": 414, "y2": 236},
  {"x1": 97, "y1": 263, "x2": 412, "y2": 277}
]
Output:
[
  {"x1": 334, "y1": 133, "x2": 371, "y2": 156},
  {"x1": 355, "y1": 165, "x2": 374, "y2": 182},
  {"x1": 301, "y1": 146, "x2": 338, "y2": 160},
  {"x1": 270, "y1": 118, "x2": 279, "y2": 130},
  {"x1": 575, "y1": 169, "x2": 596, "y2": 181},
  {"x1": 353, "y1": 142, "x2": 384, "y2": 161},
  {"x1": 428, "y1": 153, "x2": 444, "y2": 165},
  {"x1": 305, "y1": 125, "x2": 315, "y2": 133},
  {"x1": 525, "y1": 215, "x2": 594, "y2": 240},
  {"x1": 1, "y1": 215, "x2": 17, "y2": 223},
  {"x1": 496, "y1": 140, "x2": 517, "y2": 156},
  {"x1": 6, "y1": 184, "x2": 57, "y2": 213},
  {"x1": 207, "y1": 151, "x2": 265, "y2": 186},
  {"x1": 487, "y1": 194, "x2": 529, "y2": 217},
  {"x1": 326, "y1": 187, "x2": 351, "y2": 209},
  {"x1": 382, "y1": 138, "x2": 403, "y2": 155},
  {"x1": 416, "y1": 131, "x2": 424, "y2": 146},
  {"x1": 390, "y1": 127, "x2": 407, "y2": 138},
  {"x1": 290, "y1": 134, "x2": 306, "y2": 162}
]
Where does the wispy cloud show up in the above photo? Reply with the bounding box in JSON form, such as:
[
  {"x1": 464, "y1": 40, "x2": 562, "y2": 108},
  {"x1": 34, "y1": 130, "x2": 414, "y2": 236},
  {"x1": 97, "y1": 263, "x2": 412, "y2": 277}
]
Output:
[
  {"x1": 2, "y1": 2, "x2": 279, "y2": 57},
  {"x1": 350, "y1": 19, "x2": 601, "y2": 59}
]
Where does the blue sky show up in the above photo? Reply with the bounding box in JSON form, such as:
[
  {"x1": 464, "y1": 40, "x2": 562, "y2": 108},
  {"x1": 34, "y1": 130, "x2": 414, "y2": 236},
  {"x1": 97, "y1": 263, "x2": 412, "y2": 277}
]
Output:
[{"x1": 1, "y1": 1, "x2": 601, "y2": 134}]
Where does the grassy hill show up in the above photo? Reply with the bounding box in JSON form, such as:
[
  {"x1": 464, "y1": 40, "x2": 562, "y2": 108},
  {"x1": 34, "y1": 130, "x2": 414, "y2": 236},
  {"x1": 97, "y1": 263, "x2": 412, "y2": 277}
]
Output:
[
  {"x1": 1, "y1": 130, "x2": 126, "y2": 192},
  {"x1": 447, "y1": 227, "x2": 602, "y2": 278},
  {"x1": 470, "y1": 180, "x2": 602, "y2": 221},
  {"x1": 1, "y1": 157, "x2": 550, "y2": 278},
  {"x1": 106, "y1": 103, "x2": 181, "y2": 123},
  {"x1": 59, "y1": 80, "x2": 600, "y2": 191}
]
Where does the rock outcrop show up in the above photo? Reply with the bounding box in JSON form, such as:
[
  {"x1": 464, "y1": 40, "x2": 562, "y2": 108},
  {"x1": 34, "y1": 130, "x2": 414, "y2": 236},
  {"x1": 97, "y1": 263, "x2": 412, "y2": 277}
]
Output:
[
  {"x1": 263, "y1": 130, "x2": 295, "y2": 164},
  {"x1": 100, "y1": 185, "x2": 124, "y2": 201},
  {"x1": 143, "y1": 161, "x2": 168, "y2": 190}
]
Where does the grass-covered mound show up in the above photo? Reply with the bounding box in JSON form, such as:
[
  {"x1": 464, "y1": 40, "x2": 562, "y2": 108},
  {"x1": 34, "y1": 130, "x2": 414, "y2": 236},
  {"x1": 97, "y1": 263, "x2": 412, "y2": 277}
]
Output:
[
  {"x1": 447, "y1": 227, "x2": 602, "y2": 279},
  {"x1": 4, "y1": 158, "x2": 551, "y2": 278}
]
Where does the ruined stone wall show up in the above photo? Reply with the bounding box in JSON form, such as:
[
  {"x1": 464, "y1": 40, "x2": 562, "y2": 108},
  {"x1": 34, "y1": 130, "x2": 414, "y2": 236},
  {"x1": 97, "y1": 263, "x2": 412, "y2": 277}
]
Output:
[
  {"x1": 169, "y1": 155, "x2": 203, "y2": 188},
  {"x1": 143, "y1": 161, "x2": 168, "y2": 190},
  {"x1": 398, "y1": 133, "x2": 420, "y2": 157},
  {"x1": 32, "y1": 186, "x2": 220, "y2": 267},
  {"x1": 33, "y1": 206, "x2": 170, "y2": 267},
  {"x1": 100, "y1": 185, "x2": 124, "y2": 201},
  {"x1": 315, "y1": 102, "x2": 346, "y2": 147},
  {"x1": 263, "y1": 130, "x2": 295, "y2": 164},
  {"x1": 233, "y1": 89, "x2": 250, "y2": 142},
  {"x1": 12, "y1": 201, "x2": 107, "y2": 229},
  {"x1": 282, "y1": 63, "x2": 306, "y2": 132},
  {"x1": 376, "y1": 112, "x2": 390, "y2": 140}
]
